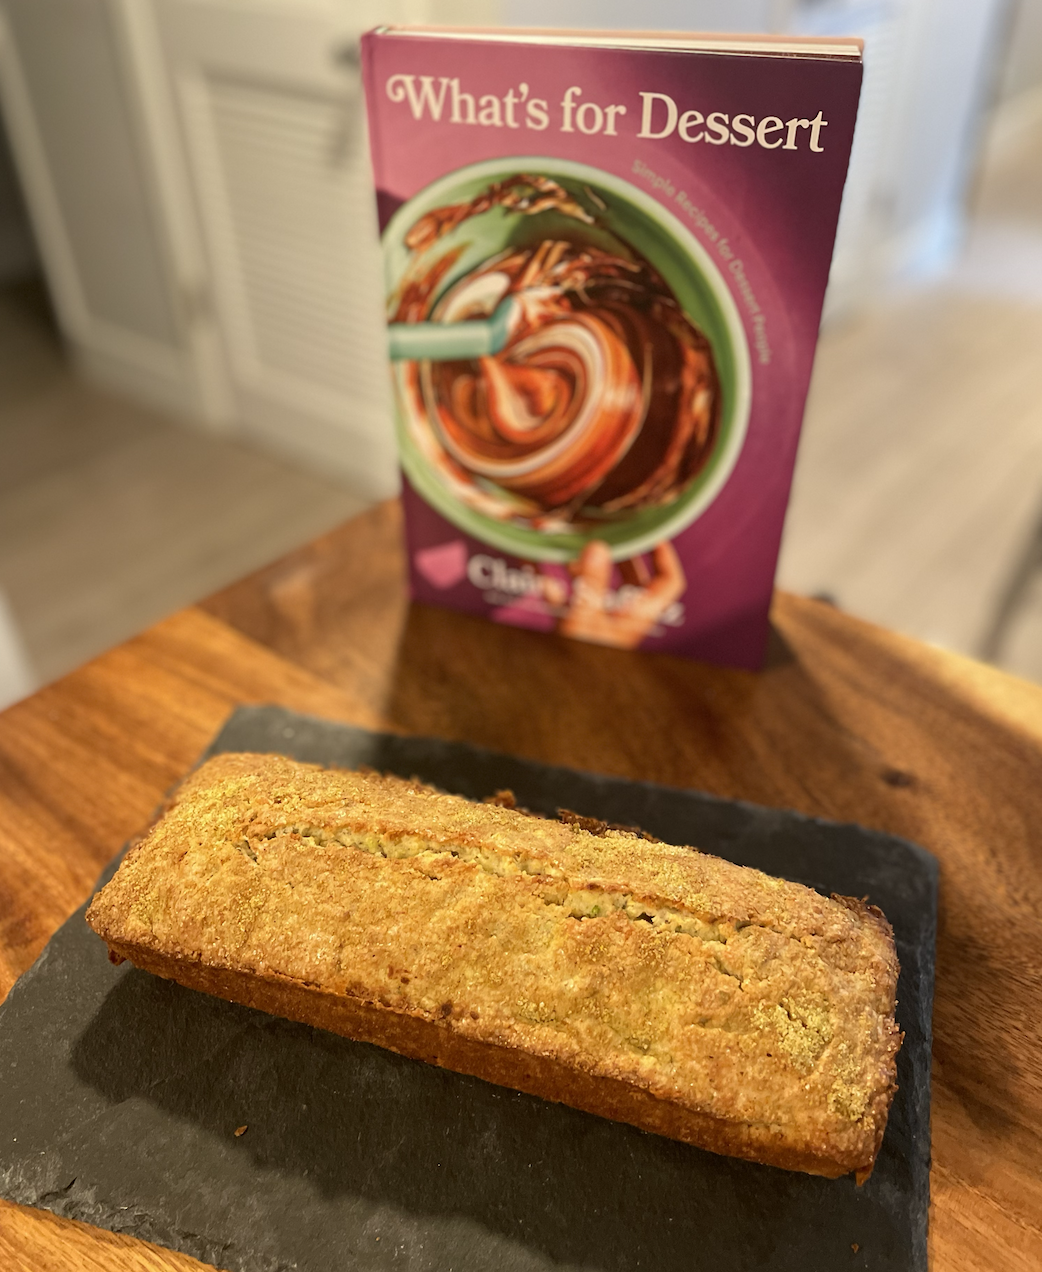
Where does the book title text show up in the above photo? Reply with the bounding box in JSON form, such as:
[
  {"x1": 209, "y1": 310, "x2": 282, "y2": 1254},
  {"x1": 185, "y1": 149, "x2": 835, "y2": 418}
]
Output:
[{"x1": 385, "y1": 75, "x2": 829, "y2": 151}]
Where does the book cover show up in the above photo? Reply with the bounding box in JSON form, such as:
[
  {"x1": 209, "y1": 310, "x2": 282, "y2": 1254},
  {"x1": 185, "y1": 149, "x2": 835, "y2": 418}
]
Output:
[{"x1": 361, "y1": 27, "x2": 862, "y2": 667}]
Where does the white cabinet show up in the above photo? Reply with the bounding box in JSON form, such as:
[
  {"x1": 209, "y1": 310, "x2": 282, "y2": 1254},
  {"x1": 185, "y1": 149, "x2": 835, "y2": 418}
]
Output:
[
  {"x1": 0, "y1": 0, "x2": 494, "y2": 497},
  {"x1": 147, "y1": 0, "x2": 406, "y2": 489}
]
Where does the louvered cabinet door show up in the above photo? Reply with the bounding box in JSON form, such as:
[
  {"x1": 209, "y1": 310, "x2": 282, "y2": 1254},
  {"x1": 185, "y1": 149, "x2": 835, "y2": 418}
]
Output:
[{"x1": 151, "y1": 0, "x2": 409, "y2": 496}]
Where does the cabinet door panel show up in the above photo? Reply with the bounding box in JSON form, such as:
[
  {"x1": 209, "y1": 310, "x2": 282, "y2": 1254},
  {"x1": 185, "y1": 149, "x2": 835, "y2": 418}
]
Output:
[{"x1": 152, "y1": 0, "x2": 422, "y2": 492}]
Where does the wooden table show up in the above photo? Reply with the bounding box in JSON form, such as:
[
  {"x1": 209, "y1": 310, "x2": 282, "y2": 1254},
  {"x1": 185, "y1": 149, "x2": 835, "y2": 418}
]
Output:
[{"x1": 2, "y1": 499, "x2": 1040, "y2": 1270}]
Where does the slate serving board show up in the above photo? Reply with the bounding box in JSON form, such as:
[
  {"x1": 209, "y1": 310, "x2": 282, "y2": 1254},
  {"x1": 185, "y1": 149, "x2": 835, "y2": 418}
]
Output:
[{"x1": 0, "y1": 705, "x2": 937, "y2": 1272}]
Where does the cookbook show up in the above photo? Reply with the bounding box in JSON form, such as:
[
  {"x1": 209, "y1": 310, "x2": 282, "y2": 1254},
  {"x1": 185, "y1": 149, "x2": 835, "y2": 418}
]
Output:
[{"x1": 361, "y1": 27, "x2": 862, "y2": 667}]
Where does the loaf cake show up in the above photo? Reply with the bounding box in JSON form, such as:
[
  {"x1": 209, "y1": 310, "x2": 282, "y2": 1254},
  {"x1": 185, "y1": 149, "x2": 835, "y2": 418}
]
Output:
[{"x1": 86, "y1": 752, "x2": 901, "y2": 1180}]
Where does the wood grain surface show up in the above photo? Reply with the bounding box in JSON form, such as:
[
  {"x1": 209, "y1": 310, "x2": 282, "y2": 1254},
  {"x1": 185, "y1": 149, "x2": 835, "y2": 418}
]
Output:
[{"x1": 2, "y1": 500, "x2": 1041, "y2": 1270}]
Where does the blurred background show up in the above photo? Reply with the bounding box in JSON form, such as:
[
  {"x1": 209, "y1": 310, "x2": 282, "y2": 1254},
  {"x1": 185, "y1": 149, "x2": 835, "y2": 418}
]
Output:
[{"x1": 0, "y1": 0, "x2": 1040, "y2": 709}]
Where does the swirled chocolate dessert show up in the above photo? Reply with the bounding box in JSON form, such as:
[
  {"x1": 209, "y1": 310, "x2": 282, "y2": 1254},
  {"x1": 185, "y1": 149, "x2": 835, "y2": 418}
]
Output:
[{"x1": 392, "y1": 176, "x2": 720, "y2": 531}]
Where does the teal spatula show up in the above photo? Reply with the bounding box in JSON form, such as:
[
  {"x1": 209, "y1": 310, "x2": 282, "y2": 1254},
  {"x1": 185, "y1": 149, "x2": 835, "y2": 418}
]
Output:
[{"x1": 387, "y1": 296, "x2": 519, "y2": 361}]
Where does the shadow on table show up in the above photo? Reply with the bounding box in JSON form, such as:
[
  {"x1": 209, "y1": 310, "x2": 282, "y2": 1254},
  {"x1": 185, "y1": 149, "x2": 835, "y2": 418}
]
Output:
[{"x1": 70, "y1": 967, "x2": 904, "y2": 1272}]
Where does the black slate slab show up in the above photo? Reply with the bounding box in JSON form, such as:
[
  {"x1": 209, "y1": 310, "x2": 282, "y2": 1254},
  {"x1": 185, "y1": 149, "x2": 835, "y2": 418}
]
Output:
[{"x1": 0, "y1": 705, "x2": 937, "y2": 1271}]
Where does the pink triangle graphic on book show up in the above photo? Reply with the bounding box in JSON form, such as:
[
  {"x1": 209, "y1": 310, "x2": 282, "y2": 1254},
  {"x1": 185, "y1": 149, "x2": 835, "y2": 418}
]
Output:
[{"x1": 415, "y1": 540, "x2": 468, "y2": 589}]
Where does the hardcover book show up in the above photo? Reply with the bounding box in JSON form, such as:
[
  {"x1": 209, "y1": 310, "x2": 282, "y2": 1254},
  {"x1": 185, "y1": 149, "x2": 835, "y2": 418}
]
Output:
[{"x1": 361, "y1": 27, "x2": 862, "y2": 667}]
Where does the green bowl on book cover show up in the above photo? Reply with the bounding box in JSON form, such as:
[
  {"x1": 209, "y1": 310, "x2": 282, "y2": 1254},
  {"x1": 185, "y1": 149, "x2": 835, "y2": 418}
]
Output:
[{"x1": 383, "y1": 157, "x2": 752, "y2": 564}]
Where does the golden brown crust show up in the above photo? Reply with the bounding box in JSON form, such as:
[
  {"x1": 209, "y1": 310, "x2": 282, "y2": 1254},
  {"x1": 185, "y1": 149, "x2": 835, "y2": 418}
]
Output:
[{"x1": 86, "y1": 752, "x2": 902, "y2": 1179}]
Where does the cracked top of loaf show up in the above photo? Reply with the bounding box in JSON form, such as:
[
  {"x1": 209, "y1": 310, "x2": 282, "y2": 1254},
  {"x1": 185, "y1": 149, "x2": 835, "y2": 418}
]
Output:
[{"x1": 86, "y1": 752, "x2": 901, "y2": 1175}]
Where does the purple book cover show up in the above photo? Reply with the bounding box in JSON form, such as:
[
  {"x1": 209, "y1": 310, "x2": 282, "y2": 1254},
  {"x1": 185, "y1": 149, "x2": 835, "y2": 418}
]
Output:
[{"x1": 361, "y1": 28, "x2": 862, "y2": 668}]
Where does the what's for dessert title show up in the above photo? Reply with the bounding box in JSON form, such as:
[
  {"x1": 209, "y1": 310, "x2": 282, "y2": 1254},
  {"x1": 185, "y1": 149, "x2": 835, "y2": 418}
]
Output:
[{"x1": 385, "y1": 75, "x2": 829, "y2": 151}]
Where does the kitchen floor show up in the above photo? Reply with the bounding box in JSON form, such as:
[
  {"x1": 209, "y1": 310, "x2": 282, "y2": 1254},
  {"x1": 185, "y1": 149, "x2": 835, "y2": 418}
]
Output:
[
  {"x1": 777, "y1": 95, "x2": 1042, "y2": 685},
  {"x1": 0, "y1": 100, "x2": 1040, "y2": 704},
  {"x1": 0, "y1": 279, "x2": 366, "y2": 694}
]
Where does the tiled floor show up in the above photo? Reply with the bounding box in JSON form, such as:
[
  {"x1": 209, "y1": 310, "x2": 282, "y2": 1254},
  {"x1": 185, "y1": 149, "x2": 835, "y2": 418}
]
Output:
[{"x1": 0, "y1": 98, "x2": 1040, "y2": 705}]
